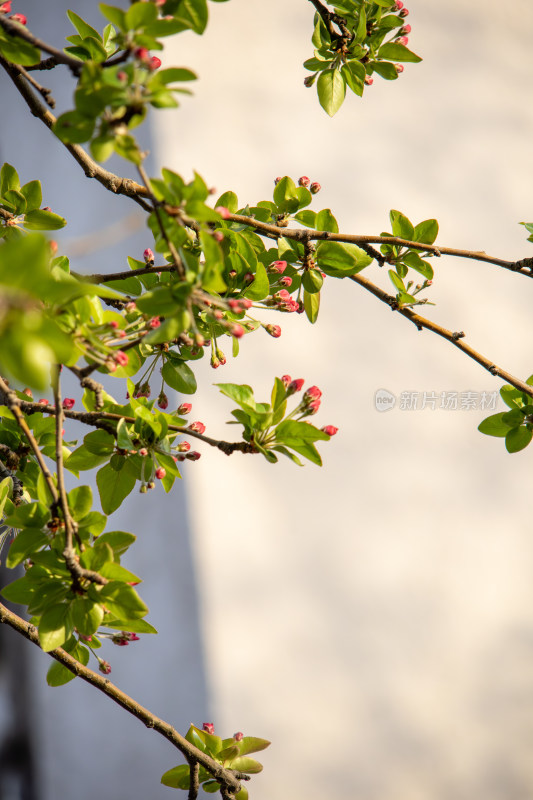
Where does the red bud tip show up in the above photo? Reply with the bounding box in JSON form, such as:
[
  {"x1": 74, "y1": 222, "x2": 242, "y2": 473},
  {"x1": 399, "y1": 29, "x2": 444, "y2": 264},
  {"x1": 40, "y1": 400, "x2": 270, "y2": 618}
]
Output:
[
  {"x1": 115, "y1": 350, "x2": 129, "y2": 367},
  {"x1": 364, "y1": 76, "x2": 373, "y2": 86},
  {"x1": 395, "y1": 36, "x2": 408, "y2": 45},
  {"x1": 400, "y1": 24, "x2": 411, "y2": 34},
  {"x1": 62, "y1": 397, "x2": 75, "y2": 409},
  {"x1": 395, "y1": 63, "x2": 404, "y2": 73},
  {"x1": 399, "y1": 7, "x2": 409, "y2": 16},
  {"x1": 310, "y1": 182, "x2": 321, "y2": 194},
  {"x1": 231, "y1": 323, "x2": 245, "y2": 338},
  {"x1": 10, "y1": 12, "x2": 26, "y2": 24},
  {"x1": 50, "y1": 240, "x2": 58, "y2": 255},
  {"x1": 213, "y1": 231, "x2": 224, "y2": 242},
  {"x1": 125, "y1": 301, "x2": 136, "y2": 312},
  {"x1": 266, "y1": 324, "x2": 282, "y2": 338},
  {"x1": 149, "y1": 316, "x2": 161, "y2": 328},
  {"x1": 117, "y1": 70, "x2": 127, "y2": 82},
  {"x1": 215, "y1": 206, "x2": 231, "y2": 219},
  {"x1": 134, "y1": 46, "x2": 149, "y2": 61},
  {"x1": 143, "y1": 247, "x2": 154, "y2": 263},
  {"x1": 269, "y1": 260, "x2": 287, "y2": 274},
  {"x1": 0, "y1": 2, "x2": 12, "y2": 13},
  {"x1": 304, "y1": 385, "x2": 322, "y2": 402},
  {"x1": 139, "y1": 448, "x2": 148, "y2": 457},
  {"x1": 234, "y1": 732, "x2": 244, "y2": 742},
  {"x1": 155, "y1": 467, "x2": 166, "y2": 480},
  {"x1": 279, "y1": 275, "x2": 292, "y2": 287},
  {"x1": 177, "y1": 402, "x2": 192, "y2": 415},
  {"x1": 38, "y1": 398, "x2": 49, "y2": 405},
  {"x1": 177, "y1": 441, "x2": 191, "y2": 452},
  {"x1": 322, "y1": 425, "x2": 338, "y2": 436},
  {"x1": 298, "y1": 176, "x2": 310, "y2": 187},
  {"x1": 306, "y1": 399, "x2": 321, "y2": 415},
  {"x1": 22, "y1": 388, "x2": 32, "y2": 398},
  {"x1": 187, "y1": 451, "x2": 201, "y2": 461},
  {"x1": 281, "y1": 374, "x2": 292, "y2": 388},
  {"x1": 42, "y1": 206, "x2": 51, "y2": 212},
  {"x1": 395, "y1": 0, "x2": 404, "y2": 7},
  {"x1": 157, "y1": 393, "x2": 169, "y2": 410},
  {"x1": 109, "y1": 320, "x2": 119, "y2": 329},
  {"x1": 149, "y1": 56, "x2": 161, "y2": 70},
  {"x1": 203, "y1": 723, "x2": 215, "y2": 734},
  {"x1": 288, "y1": 378, "x2": 305, "y2": 394},
  {"x1": 189, "y1": 421, "x2": 206, "y2": 434},
  {"x1": 98, "y1": 660, "x2": 112, "y2": 675},
  {"x1": 274, "y1": 177, "x2": 282, "y2": 184}
]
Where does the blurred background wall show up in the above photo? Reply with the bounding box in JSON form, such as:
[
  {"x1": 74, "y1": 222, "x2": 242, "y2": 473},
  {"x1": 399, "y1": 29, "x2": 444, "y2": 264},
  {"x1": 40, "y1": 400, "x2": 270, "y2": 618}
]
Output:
[{"x1": 2, "y1": 1, "x2": 533, "y2": 799}]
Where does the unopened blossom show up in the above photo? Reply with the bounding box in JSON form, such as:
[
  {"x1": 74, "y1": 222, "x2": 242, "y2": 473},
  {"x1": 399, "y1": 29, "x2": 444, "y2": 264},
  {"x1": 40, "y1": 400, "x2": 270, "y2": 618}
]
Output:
[{"x1": 189, "y1": 421, "x2": 206, "y2": 434}]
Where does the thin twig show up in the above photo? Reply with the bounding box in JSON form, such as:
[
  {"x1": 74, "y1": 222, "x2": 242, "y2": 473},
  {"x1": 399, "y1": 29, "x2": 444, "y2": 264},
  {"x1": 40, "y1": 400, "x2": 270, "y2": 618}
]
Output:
[
  {"x1": 0, "y1": 601, "x2": 243, "y2": 796},
  {"x1": 349, "y1": 272, "x2": 533, "y2": 398},
  {"x1": 0, "y1": 14, "x2": 82, "y2": 73},
  {"x1": 137, "y1": 163, "x2": 186, "y2": 279},
  {"x1": 188, "y1": 760, "x2": 200, "y2": 800}
]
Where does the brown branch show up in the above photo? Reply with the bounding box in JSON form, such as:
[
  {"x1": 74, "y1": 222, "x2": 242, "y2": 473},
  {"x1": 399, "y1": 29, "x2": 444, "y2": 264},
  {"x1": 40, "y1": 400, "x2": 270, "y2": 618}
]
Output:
[
  {"x1": 0, "y1": 56, "x2": 151, "y2": 210},
  {"x1": 307, "y1": 0, "x2": 353, "y2": 43},
  {"x1": 84, "y1": 264, "x2": 177, "y2": 284},
  {"x1": 188, "y1": 759, "x2": 200, "y2": 800},
  {"x1": 0, "y1": 601, "x2": 243, "y2": 796},
  {"x1": 14, "y1": 62, "x2": 55, "y2": 107},
  {"x1": 0, "y1": 13, "x2": 82, "y2": 73},
  {"x1": 349, "y1": 272, "x2": 533, "y2": 399},
  {"x1": 16, "y1": 400, "x2": 257, "y2": 455}
]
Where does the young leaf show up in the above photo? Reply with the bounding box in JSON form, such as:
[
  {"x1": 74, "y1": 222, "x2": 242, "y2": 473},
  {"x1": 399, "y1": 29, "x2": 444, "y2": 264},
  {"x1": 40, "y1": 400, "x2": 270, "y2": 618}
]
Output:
[{"x1": 317, "y1": 69, "x2": 346, "y2": 116}]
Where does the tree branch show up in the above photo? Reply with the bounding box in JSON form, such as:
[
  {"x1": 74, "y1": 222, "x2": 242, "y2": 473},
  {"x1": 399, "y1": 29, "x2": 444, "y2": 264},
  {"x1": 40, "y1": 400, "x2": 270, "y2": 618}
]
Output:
[
  {"x1": 307, "y1": 0, "x2": 353, "y2": 44},
  {"x1": 0, "y1": 601, "x2": 243, "y2": 796},
  {"x1": 0, "y1": 13, "x2": 82, "y2": 73},
  {"x1": 0, "y1": 56, "x2": 151, "y2": 210},
  {"x1": 349, "y1": 272, "x2": 533, "y2": 398}
]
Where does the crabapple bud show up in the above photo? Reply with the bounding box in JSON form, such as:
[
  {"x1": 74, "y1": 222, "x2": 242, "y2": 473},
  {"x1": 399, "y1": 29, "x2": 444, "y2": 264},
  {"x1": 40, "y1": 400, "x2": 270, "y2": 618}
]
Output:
[
  {"x1": 281, "y1": 374, "x2": 291, "y2": 388},
  {"x1": 215, "y1": 206, "x2": 230, "y2": 219},
  {"x1": 364, "y1": 76, "x2": 373, "y2": 85},
  {"x1": 98, "y1": 659, "x2": 112, "y2": 675},
  {"x1": 322, "y1": 425, "x2": 339, "y2": 436},
  {"x1": 158, "y1": 392, "x2": 169, "y2": 410},
  {"x1": 395, "y1": 36, "x2": 409, "y2": 45},
  {"x1": 203, "y1": 723, "x2": 215, "y2": 734},
  {"x1": 187, "y1": 451, "x2": 201, "y2": 461},
  {"x1": 280, "y1": 276, "x2": 292, "y2": 286},
  {"x1": 234, "y1": 732, "x2": 244, "y2": 742},
  {"x1": 303, "y1": 385, "x2": 322, "y2": 402},
  {"x1": 400, "y1": 24, "x2": 411, "y2": 34},
  {"x1": 231, "y1": 323, "x2": 245, "y2": 338},
  {"x1": 10, "y1": 12, "x2": 26, "y2": 24},
  {"x1": 149, "y1": 56, "x2": 161, "y2": 70},
  {"x1": 178, "y1": 402, "x2": 192, "y2": 415},
  {"x1": 143, "y1": 248, "x2": 154, "y2": 263},
  {"x1": 155, "y1": 467, "x2": 166, "y2": 480},
  {"x1": 62, "y1": 398, "x2": 75, "y2": 409},
  {"x1": 189, "y1": 421, "x2": 206, "y2": 434},
  {"x1": 213, "y1": 231, "x2": 224, "y2": 242},
  {"x1": 269, "y1": 260, "x2": 287, "y2": 273},
  {"x1": 310, "y1": 182, "x2": 321, "y2": 194},
  {"x1": 395, "y1": 64, "x2": 404, "y2": 74},
  {"x1": 139, "y1": 448, "x2": 148, "y2": 457},
  {"x1": 149, "y1": 316, "x2": 161, "y2": 328},
  {"x1": 298, "y1": 176, "x2": 310, "y2": 187},
  {"x1": 115, "y1": 351, "x2": 129, "y2": 366},
  {"x1": 0, "y1": 2, "x2": 12, "y2": 12},
  {"x1": 399, "y1": 7, "x2": 409, "y2": 16},
  {"x1": 265, "y1": 324, "x2": 282, "y2": 338},
  {"x1": 288, "y1": 378, "x2": 304, "y2": 394}
]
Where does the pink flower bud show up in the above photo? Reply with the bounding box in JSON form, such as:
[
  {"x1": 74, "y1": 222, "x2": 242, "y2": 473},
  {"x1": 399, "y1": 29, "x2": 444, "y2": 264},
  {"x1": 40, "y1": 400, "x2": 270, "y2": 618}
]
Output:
[
  {"x1": 176, "y1": 441, "x2": 191, "y2": 452},
  {"x1": 310, "y1": 182, "x2": 321, "y2": 194},
  {"x1": 276, "y1": 289, "x2": 291, "y2": 301},
  {"x1": 38, "y1": 398, "x2": 49, "y2": 405},
  {"x1": 149, "y1": 56, "x2": 161, "y2": 70},
  {"x1": 202, "y1": 723, "x2": 215, "y2": 734},
  {"x1": 213, "y1": 231, "x2": 224, "y2": 242},
  {"x1": 134, "y1": 46, "x2": 150, "y2": 62},
  {"x1": 288, "y1": 378, "x2": 304, "y2": 394},
  {"x1": 215, "y1": 206, "x2": 231, "y2": 219},
  {"x1": 364, "y1": 76, "x2": 373, "y2": 86},
  {"x1": 395, "y1": 0, "x2": 404, "y2": 8},
  {"x1": 187, "y1": 451, "x2": 201, "y2": 461},
  {"x1": 143, "y1": 248, "x2": 154, "y2": 263},
  {"x1": 42, "y1": 206, "x2": 51, "y2": 212},
  {"x1": 298, "y1": 176, "x2": 310, "y2": 187},
  {"x1": 244, "y1": 272, "x2": 254, "y2": 284},
  {"x1": 98, "y1": 659, "x2": 112, "y2": 675},
  {"x1": 126, "y1": 301, "x2": 136, "y2": 312},
  {"x1": 400, "y1": 24, "x2": 411, "y2": 34},
  {"x1": 22, "y1": 388, "x2": 32, "y2": 398},
  {"x1": 322, "y1": 425, "x2": 338, "y2": 436},
  {"x1": 395, "y1": 63, "x2": 404, "y2": 73},
  {"x1": 211, "y1": 355, "x2": 220, "y2": 369},
  {"x1": 117, "y1": 70, "x2": 127, "y2": 82},
  {"x1": 189, "y1": 421, "x2": 206, "y2": 434},
  {"x1": 234, "y1": 732, "x2": 244, "y2": 742},
  {"x1": 269, "y1": 260, "x2": 287, "y2": 274},
  {"x1": 149, "y1": 316, "x2": 161, "y2": 328},
  {"x1": 0, "y1": 2, "x2": 12, "y2": 13},
  {"x1": 178, "y1": 402, "x2": 192, "y2": 415},
  {"x1": 115, "y1": 350, "x2": 129, "y2": 366},
  {"x1": 303, "y1": 385, "x2": 322, "y2": 402},
  {"x1": 62, "y1": 397, "x2": 75, "y2": 409},
  {"x1": 281, "y1": 374, "x2": 291, "y2": 388},
  {"x1": 265, "y1": 324, "x2": 282, "y2": 338},
  {"x1": 158, "y1": 392, "x2": 168, "y2": 410},
  {"x1": 50, "y1": 240, "x2": 58, "y2": 255},
  {"x1": 395, "y1": 36, "x2": 409, "y2": 45},
  {"x1": 280, "y1": 276, "x2": 292, "y2": 286},
  {"x1": 139, "y1": 448, "x2": 148, "y2": 457},
  {"x1": 155, "y1": 467, "x2": 166, "y2": 480},
  {"x1": 10, "y1": 12, "x2": 26, "y2": 24},
  {"x1": 306, "y1": 399, "x2": 321, "y2": 415},
  {"x1": 231, "y1": 323, "x2": 245, "y2": 338},
  {"x1": 274, "y1": 177, "x2": 282, "y2": 184},
  {"x1": 399, "y1": 7, "x2": 409, "y2": 16},
  {"x1": 109, "y1": 320, "x2": 119, "y2": 329}
]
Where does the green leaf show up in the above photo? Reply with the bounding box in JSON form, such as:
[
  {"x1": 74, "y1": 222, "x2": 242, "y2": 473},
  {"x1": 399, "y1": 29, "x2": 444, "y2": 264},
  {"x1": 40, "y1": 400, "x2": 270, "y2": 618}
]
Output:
[
  {"x1": 0, "y1": 163, "x2": 20, "y2": 195},
  {"x1": 216, "y1": 383, "x2": 256, "y2": 410},
  {"x1": 71, "y1": 597, "x2": 104, "y2": 636},
  {"x1": 102, "y1": 617, "x2": 157, "y2": 634},
  {"x1": 302, "y1": 269, "x2": 323, "y2": 294},
  {"x1": 377, "y1": 43, "x2": 422, "y2": 62},
  {"x1": 388, "y1": 269, "x2": 405, "y2": 292},
  {"x1": 39, "y1": 603, "x2": 73, "y2": 652},
  {"x1": 99, "y1": 4, "x2": 127, "y2": 31},
  {"x1": 316, "y1": 208, "x2": 338, "y2": 233},
  {"x1": 162, "y1": 358, "x2": 197, "y2": 394},
  {"x1": 68, "y1": 485, "x2": 93, "y2": 521},
  {"x1": 303, "y1": 288, "x2": 320, "y2": 323},
  {"x1": 317, "y1": 69, "x2": 346, "y2": 116},
  {"x1": 4, "y1": 501, "x2": 49, "y2": 530},
  {"x1": 53, "y1": 111, "x2": 95, "y2": 145},
  {"x1": 20, "y1": 180, "x2": 42, "y2": 212},
  {"x1": 5, "y1": 528, "x2": 48, "y2": 568},
  {"x1": 505, "y1": 425, "x2": 533, "y2": 453},
  {"x1": 47, "y1": 642, "x2": 89, "y2": 686},
  {"x1": 0, "y1": 33, "x2": 41, "y2": 66},
  {"x1": 226, "y1": 757, "x2": 263, "y2": 774},
  {"x1": 98, "y1": 581, "x2": 148, "y2": 619},
  {"x1": 413, "y1": 218, "x2": 439, "y2": 245},
  {"x1": 390, "y1": 209, "x2": 414, "y2": 240},
  {"x1": 161, "y1": 765, "x2": 191, "y2": 790},
  {"x1": 237, "y1": 736, "x2": 271, "y2": 756},
  {"x1": 243, "y1": 260, "x2": 269, "y2": 301},
  {"x1": 126, "y1": 1, "x2": 158, "y2": 29},
  {"x1": 67, "y1": 10, "x2": 101, "y2": 39},
  {"x1": 316, "y1": 241, "x2": 372, "y2": 275},
  {"x1": 96, "y1": 462, "x2": 137, "y2": 515},
  {"x1": 402, "y1": 251, "x2": 434, "y2": 279}
]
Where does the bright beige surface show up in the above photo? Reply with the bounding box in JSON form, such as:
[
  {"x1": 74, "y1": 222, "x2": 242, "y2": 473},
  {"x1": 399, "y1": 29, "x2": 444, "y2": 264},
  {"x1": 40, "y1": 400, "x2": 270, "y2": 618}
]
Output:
[{"x1": 154, "y1": 2, "x2": 533, "y2": 798}]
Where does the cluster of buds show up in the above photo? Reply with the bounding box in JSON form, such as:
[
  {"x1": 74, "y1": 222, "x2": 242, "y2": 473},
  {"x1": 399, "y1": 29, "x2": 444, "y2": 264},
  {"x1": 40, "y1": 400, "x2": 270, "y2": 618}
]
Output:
[
  {"x1": 175, "y1": 450, "x2": 201, "y2": 463},
  {"x1": 228, "y1": 297, "x2": 253, "y2": 313},
  {"x1": 132, "y1": 381, "x2": 150, "y2": 398},
  {"x1": 111, "y1": 631, "x2": 140, "y2": 647},
  {"x1": 300, "y1": 384, "x2": 322, "y2": 416},
  {"x1": 298, "y1": 176, "x2": 321, "y2": 194},
  {"x1": 133, "y1": 47, "x2": 161, "y2": 70},
  {"x1": 280, "y1": 376, "x2": 338, "y2": 433},
  {"x1": 395, "y1": 0, "x2": 409, "y2": 16},
  {"x1": 273, "y1": 289, "x2": 300, "y2": 313}
]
